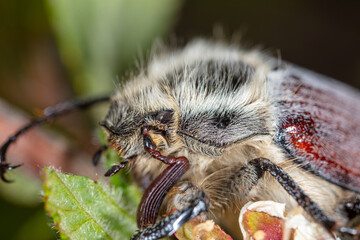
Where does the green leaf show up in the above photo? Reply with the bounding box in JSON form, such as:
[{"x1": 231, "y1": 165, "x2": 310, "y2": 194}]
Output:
[{"x1": 43, "y1": 167, "x2": 139, "y2": 239}]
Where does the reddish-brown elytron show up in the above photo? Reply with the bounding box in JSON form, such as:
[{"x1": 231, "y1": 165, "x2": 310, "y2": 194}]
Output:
[{"x1": 276, "y1": 73, "x2": 360, "y2": 192}]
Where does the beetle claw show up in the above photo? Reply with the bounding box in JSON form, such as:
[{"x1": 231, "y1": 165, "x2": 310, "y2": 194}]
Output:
[
  {"x1": 337, "y1": 227, "x2": 360, "y2": 238},
  {"x1": 0, "y1": 162, "x2": 23, "y2": 183},
  {"x1": 131, "y1": 192, "x2": 208, "y2": 240}
]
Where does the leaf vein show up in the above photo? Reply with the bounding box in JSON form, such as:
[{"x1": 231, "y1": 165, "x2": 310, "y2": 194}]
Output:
[{"x1": 53, "y1": 172, "x2": 114, "y2": 240}]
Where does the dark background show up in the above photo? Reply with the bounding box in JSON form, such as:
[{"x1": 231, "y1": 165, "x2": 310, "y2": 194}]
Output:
[
  {"x1": 0, "y1": 1, "x2": 359, "y2": 239},
  {"x1": 0, "y1": 0, "x2": 359, "y2": 111},
  {"x1": 174, "y1": 0, "x2": 360, "y2": 89}
]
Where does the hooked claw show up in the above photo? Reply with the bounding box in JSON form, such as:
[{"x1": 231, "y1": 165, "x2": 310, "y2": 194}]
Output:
[{"x1": 0, "y1": 162, "x2": 23, "y2": 183}]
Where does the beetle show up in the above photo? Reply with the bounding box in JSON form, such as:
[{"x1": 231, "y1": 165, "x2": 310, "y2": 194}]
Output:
[{"x1": 1, "y1": 39, "x2": 359, "y2": 239}]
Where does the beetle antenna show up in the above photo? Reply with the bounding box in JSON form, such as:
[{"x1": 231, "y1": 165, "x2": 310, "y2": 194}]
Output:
[
  {"x1": 0, "y1": 95, "x2": 110, "y2": 182},
  {"x1": 104, "y1": 160, "x2": 129, "y2": 176}
]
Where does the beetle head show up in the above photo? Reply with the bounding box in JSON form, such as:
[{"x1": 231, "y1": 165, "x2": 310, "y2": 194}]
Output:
[
  {"x1": 100, "y1": 79, "x2": 181, "y2": 160},
  {"x1": 101, "y1": 40, "x2": 275, "y2": 161}
]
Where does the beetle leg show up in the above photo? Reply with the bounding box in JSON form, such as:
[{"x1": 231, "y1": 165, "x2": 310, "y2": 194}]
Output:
[
  {"x1": 251, "y1": 158, "x2": 360, "y2": 237},
  {"x1": 337, "y1": 227, "x2": 360, "y2": 239},
  {"x1": 92, "y1": 145, "x2": 108, "y2": 166},
  {"x1": 104, "y1": 160, "x2": 129, "y2": 176},
  {"x1": 0, "y1": 163, "x2": 22, "y2": 183},
  {"x1": 103, "y1": 154, "x2": 138, "y2": 177},
  {"x1": 131, "y1": 191, "x2": 209, "y2": 240},
  {"x1": 344, "y1": 198, "x2": 360, "y2": 220},
  {"x1": 249, "y1": 158, "x2": 336, "y2": 232},
  {"x1": 337, "y1": 197, "x2": 360, "y2": 238},
  {"x1": 0, "y1": 96, "x2": 110, "y2": 182}
]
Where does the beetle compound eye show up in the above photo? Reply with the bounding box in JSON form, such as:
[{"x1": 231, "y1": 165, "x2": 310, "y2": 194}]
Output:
[
  {"x1": 155, "y1": 110, "x2": 173, "y2": 124},
  {"x1": 214, "y1": 113, "x2": 232, "y2": 129},
  {"x1": 217, "y1": 116, "x2": 231, "y2": 129}
]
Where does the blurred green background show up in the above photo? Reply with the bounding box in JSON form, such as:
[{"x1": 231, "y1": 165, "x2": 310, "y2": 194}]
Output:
[{"x1": 0, "y1": 0, "x2": 359, "y2": 239}]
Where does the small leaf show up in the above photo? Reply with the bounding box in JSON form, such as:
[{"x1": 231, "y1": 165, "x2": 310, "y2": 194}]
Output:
[
  {"x1": 239, "y1": 201, "x2": 285, "y2": 240},
  {"x1": 175, "y1": 216, "x2": 233, "y2": 240},
  {"x1": 239, "y1": 201, "x2": 333, "y2": 240},
  {"x1": 244, "y1": 211, "x2": 284, "y2": 240},
  {"x1": 43, "y1": 167, "x2": 138, "y2": 239}
]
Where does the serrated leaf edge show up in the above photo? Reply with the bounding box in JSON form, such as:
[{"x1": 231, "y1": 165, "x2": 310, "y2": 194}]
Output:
[{"x1": 44, "y1": 168, "x2": 136, "y2": 239}]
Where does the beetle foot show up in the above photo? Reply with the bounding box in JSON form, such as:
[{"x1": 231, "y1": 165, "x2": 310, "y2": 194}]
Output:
[
  {"x1": 344, "y1": 198, "x2": 360, "y2": 220},
  {"x1": 130, "y1": 193, "x2": 208, "y2": 240},
  {"x1": 104, "y1": 160, "x2": 129, "y2": 177},
  {"x1": 336, "y1": 227, "x2": 360, "y2": 239},
  {"x1": 92, "y1": 145, "x2": 108, "y2": 166},
  {"x1": 0, "y1": 162, "x2": 22, "y2": 183}
]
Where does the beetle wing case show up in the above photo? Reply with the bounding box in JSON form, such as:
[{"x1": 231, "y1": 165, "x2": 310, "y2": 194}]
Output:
[{"x1": 269, "y1": 65, "x2": 360, "y2": 193}]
